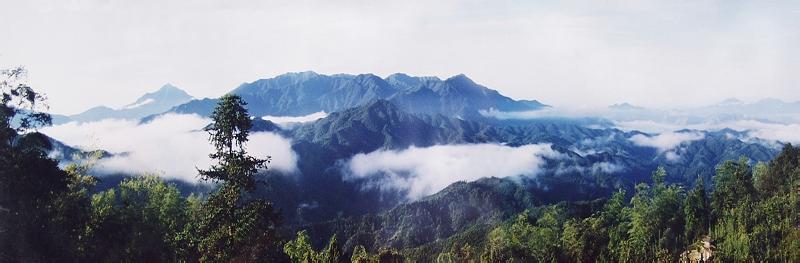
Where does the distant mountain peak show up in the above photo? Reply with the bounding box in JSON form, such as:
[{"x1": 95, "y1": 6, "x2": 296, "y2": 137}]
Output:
[
  {"x1": 386, "y1": 72, "x2": 413, "y2": 79},
  {"x1": 445, "y1": 73, "x2": 476, "y2": 85},
  {"x1": 609, "y1": 102, "x2": 645, "y2": 110},
  {"x1": 149, "y1": 83, "x2": 188, "y2": 96},
  {"x1": 354, "y1": 73, "x2": 387, "y2": 85},
  {"x1": 163, "y1": 71, "x2": 548, "y2": 121},
  {"x1": 126, "y1": 84, "x2": 192, "y2": 108},
  {"x1": 249, "y1": 71, "x2": 324, "y2": 87},
  {"x1": 718, "y1": 98, "x2": 744, "y2": 106},
  {"x1": 85, "y1": 105, "x2": 114, "y2": 112},
  {"x1": 385, "y1": 73, "x2": 442, "y2": 90},
  {"x1": 754, "y1": 98, "x2": 785, "y2": 105},
  {"x1": 386, "y1": 72, "x2": 440, "y2": 80},
  {"x1": 158, "y1": 83, "x2": 179, "y2": 91},
  {"x1": 68, "y1": 84, "x2": 195, "y2": 122},
  {"x1": 281, "y1": 70, "x2": 320, "y2": 80}
]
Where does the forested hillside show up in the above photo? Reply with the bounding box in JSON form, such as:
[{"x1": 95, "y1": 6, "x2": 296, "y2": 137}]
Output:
[
  {"x1": 291, "y1": 147, "x2": 800, "y2": 262},
  {"x1": 3, "y1": 68, "x2": 798, "y2": 262},
  {"x1": 1, "y1": 70, "x2": 283, "y2": 261},
  {"x1": 6, "y1": 0, "x2": 800, "y2": 261}
]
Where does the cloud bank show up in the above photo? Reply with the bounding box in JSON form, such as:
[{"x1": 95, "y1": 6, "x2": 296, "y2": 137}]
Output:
[
  {"x1": 617, "y1": 119, "x2": 800, "y2": 146},
  {"x1": 478, "y1": 108, "x2": 554, "y2": 120},
  {"x1": 629, "y1": 131, "x2": 705, "y2": 162},
  {"x1": 42, "y1": 114, "x2": 298, "y2": 181},
  {"x1": 262, "y1": 111, "x2": 327, "y2": 129},
  {"x1": 629, "y1": 131, "x2": 705, "y2": 153},
  {"x1": 343, "y1": 143, "x2": 561, "y2": 200},
  {"x1": 479, "y1": 108, "x2": 800, "y2": 148},
  {"x1": 480, "y1": 105, "x2": 800, "y2": 146},
  {"x1": 555, "y1": 161, "x2": 625, "y2": 176}
]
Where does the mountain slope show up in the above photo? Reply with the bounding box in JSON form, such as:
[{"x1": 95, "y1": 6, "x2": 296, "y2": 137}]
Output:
[
  {"x1": 290, "y1": 99, "x2": 498, "y2": 160},
  {"x1": 388, "y1": 74, "x2": 547, "y2": 119},
  {"x1": 304, "y1": 177, "x2": 536, "y2": 252},
  {"x1": 231, "y1": 72, "x2": 398, "y2": 117},
  {"x1": 156, "y1": 71, "x2": 546, "y2": 121},
  {"x1": 256, "y1": 100, "x2": 779, "y2": 227},
  {"x1": 15, "y1": 132, "x2": 111, "y2": 165},
  {"x1": 68, "y1": 84, "x2": 193, "y2": 122}
]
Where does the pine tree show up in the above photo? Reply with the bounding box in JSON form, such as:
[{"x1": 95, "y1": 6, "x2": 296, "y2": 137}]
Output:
[{"x1": 188, "y1": 94, "x2": 280, "y2": 261}]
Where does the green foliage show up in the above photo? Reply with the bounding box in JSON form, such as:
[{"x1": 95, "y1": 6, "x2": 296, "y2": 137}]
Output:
[
  {"x1": 599, "y1": 190, "x2": 629, "y2": 261},
  {"x1": 183, "y1": 94, "x2": 281, "y2": 262},
  {"x1": 83, "y1": 175, "x2": 189, "y2": 261},
  {"x1": 436, "y1": 243, "x2": 476, "y2": 263},
  {"x1": 481, "y1": 168, "x2": 689, "y2": 262},
  {"x1": 480, "y1": 207, "x2": 566, "y2": 262},
  {"x1": 281, "y1": 229, "x2": 408, "y2": 263},
  {"x1": 756, "y1": 144, "x2": 799, "y2": 196},
  {"x1": 622, "y1": 167, "x2": 685, "y2": 261},
  {"x1": 710, "y1": 146, "x2": 800, "y2": 262},
  {"x1": 320, "y1": 234, "x2": 344, "y2": 263},
  {"x1": 376, "y1": 248, "x2": 405, "y2": 263},
  {"x1": 711, "y1": 157, "x2": 756, "y2": 219},
  {"x1": 199, "y1": 94, "x2": 269, "y2": 191},
  {"x1": 0, "y1": 67, "x2": 51, "y2": 137},
  {"x1": 284, "y1": 230, "x2": 343, "y2": 263},
  {"x1": 3, "y1": 69, "x2": 800, "y2": 262},
  {"x1": 560, "y1": 217, "x2": 605, "y2": 263},
  {"x1": 351, "y1": 245, "x2": 371, "y2": 263},
  {"x1": 0, "y1": 68, "x2": 87, "y2": 261},
  {"x1": 684, "y1": 177, "x2": 709, "y2": 243},
  {"x1": 473, "y1": 149, "x2": 800, "y2": 262},
  {"x1": 0, "y1": 81, "x2": 287, "y2": 262},
  {"x1": 284, "y1": 230, "x2": 317, "y2": 263}
]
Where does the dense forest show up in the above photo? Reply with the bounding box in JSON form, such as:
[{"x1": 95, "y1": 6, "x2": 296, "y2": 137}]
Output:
[{"x1": 2, "y1": 68, "x2": 800, "y2": 262}]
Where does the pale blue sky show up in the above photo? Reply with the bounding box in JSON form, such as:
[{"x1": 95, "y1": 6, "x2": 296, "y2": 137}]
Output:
[{"x1": 1, "y1": 0, "x2": 798, "y2": 114}]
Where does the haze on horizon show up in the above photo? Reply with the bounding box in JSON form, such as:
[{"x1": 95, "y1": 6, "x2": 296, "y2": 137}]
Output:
[{"x1": 1, "y1": 0, "x2": 799, "y2": 115}]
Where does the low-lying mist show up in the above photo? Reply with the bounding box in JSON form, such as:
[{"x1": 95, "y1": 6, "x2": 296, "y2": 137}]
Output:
[
  {"x1": 42, "y1": 113, "x2": 298, "y2": 182},
  {"x1": 341, "y1": 143, "x2": 561, "y2": 200},
  {"x1": 261, "y1": 111, "x2": 327, "y2": 128},
  {"x1": 481, "y1": 107, "x2": 800, "y2": 145}
]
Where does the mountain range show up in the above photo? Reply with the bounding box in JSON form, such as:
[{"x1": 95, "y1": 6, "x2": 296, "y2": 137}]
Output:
[
  {"x1": 56, "y1": 84, "x2": 193, "y2": 123},
  {"x1": 153, "y1": 71, "x2": 546, "y2": 122},
  {"x1": 42, "y1": 71, "x2": 787, "y2": 256}
]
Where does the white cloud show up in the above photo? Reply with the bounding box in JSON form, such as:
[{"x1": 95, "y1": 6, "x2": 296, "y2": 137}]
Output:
[
  {"x1": 343, "y1": 143, "x2": 561, "y2": 200},
  {"x1": 617, "y1": 119, "x2": 800, "y2": 145},
  {"x1": 478, "y1": 108, "x2": 550, "y2": 120},
  {"x1": 480, "y1": 101, "x2": 800, "y2": 147},
  {"x1": 614, "y1": 120, "x2": 681, "y2": 133},
  {"x1": 629, "y1": 131, "x2": 704, "y2": 153},
  {"x1": 590, "y1": 162, "x2": 625, "y2": 174},
  {"x1": 555, "y1": 161, "x2": 625, "y2": 175},
  {"x1": 479, "y1": 107, "x2": 600, "y2": 120},
  {"x1": 41, "y1": 114, "x2": 298, "y2": 181},
  {"x1": 262, "y1": 111, "x2": 327, "y2": 129},
  {"x1": 123, "y1": 98, "x2": 154, "y2": 109},
  {"x1": 712, "y1": 120, "x2": 800, "y2": 145},
  {"x1": 629, "y1": 131, "x2": 705, "y2": 162},
  {"x1": 665, "y1": 151, "x2": 681, "y2": 162}
]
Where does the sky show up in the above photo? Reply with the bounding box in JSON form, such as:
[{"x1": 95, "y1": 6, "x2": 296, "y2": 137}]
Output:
[{"x1": 1, "y1": 0, "x2": 799, "y2": 115}]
